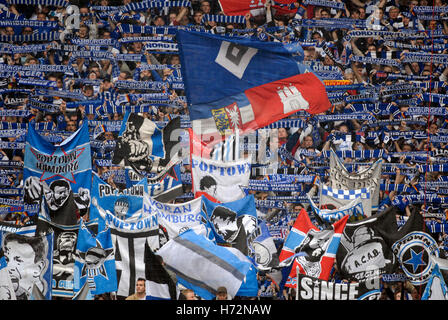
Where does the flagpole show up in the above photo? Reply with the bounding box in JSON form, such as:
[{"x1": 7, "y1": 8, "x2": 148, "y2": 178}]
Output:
[{"x1": 296, "y1": 266, "x2": 299, "y2": 300}]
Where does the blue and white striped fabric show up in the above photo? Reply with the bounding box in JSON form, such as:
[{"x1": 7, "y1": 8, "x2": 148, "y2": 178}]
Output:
[
  {"x1": 321, "y1": 184, "x2": 370, "y2": 200},
  {"x1": 320, "y1": 184, "x2": 373, "y2": 217},
  {"x1": 156, "y1": 229, "x2": 258, "y2": 300},
  {"x1": 201, "y1": 14, "x2": 246, "y2": 24},
  {"x1": 211, "y1": 131, "x2": 240, "y2": 162}
]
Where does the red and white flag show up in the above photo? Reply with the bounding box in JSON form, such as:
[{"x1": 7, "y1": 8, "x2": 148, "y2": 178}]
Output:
[
  {"x1": 279, "y1": 209, "x2": 349, "y2": 284},
  {"x1": 191, "y1": 72, "x2": 331, "y2": 145}
]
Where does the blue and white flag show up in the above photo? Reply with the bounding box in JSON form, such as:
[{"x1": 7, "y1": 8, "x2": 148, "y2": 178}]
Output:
[
  {"x1": 147, "y1": 196, "x2": 212, "y2": 243},
  {"x1": 125, "y1": 161, "x2": 183, "y2": 203},
  {"x1": 319, "y1": 184, "x2": 372, "y2": 217},
  {"x1": 157, "y1": 229, "x2": 258, "y2": 300},
  {"x1": 0, "y1": 231, "x2": 53, "y2": 300},
  {"x1": 90, "y1": 173, "x2": 147, "y2": 225},
  {"x1": 191, "y1": 154, "x2": 251, "y2": 203},
  {"x1": 93, "y1": 195, "x2": 159, "y2": 298},
  {"x1": 247, "y1": 220, "x2": 280, "y2": 271},
  {"x1": 422, "y1": 264, "x2": 448, "y2": 300},
  {"x1": 176, "y1": 29, "x2": 305, "y2": 105},
  {"x1": 201, "y1": 194, "x2": 257, "y2": 256},
  {"x1": 112, "y1": 113, "x2": 182, "y2": 177},
  {"x1": 74, "y1": 220, "x2": 117, "y2": 296},
  {"x1": 144, "y1": 242, "x2": 177, "y2": 300},
  {"x1": 23, "y1": 120, "x2": 92, "y2": 223},
  {"x1": 310, "y1": 193, "x2": 366, "y2": 223}
]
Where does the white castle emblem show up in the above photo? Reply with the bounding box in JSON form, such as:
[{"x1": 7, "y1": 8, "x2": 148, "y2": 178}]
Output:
[{"x1": 277, "y1": 84, "x2": 309, "y2": 113}]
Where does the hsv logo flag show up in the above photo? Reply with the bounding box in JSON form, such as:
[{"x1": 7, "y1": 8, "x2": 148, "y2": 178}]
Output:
[
  {"x1": 176, "y1": 30, "x2": 330, "y2": 143},
  {"x1": 279, "y1": 208, "x2": 348, "y2": 285},
  {"x1": 177, "y1": 30, "x2": 306, "y2": 105}
]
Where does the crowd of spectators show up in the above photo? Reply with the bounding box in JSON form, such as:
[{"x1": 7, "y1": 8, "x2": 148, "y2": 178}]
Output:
[{"x1": 0, "y1": 0, "x2": 447, "y2": 300}]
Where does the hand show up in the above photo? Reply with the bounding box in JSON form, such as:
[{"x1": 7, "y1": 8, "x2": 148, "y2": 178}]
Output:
[{"x1": 24, "y1": 176, "x2": 47, "y2": 202}]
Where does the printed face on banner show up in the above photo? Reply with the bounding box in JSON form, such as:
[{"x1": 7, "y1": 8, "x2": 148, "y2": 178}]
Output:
[
  {"x1": 295, "y1": 228, "x2": 334, "y2": 277},
  {"x1": 191, "y1": 154, "x2": 251, "y2": 203},
  {"x1": 201, "y1": 195, "x2": 257, "y2": 245},
  {"x1": 0, "y1": 232, "x2": 53, "y2": 300},
  {"x1": 23, "y1": 122, "x2": 92, "y2": 221}
]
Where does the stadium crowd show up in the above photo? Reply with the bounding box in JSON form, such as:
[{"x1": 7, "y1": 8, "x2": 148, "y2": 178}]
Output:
[{"x1": 0, "y1": 0, "x2": 447, "y2": 300}]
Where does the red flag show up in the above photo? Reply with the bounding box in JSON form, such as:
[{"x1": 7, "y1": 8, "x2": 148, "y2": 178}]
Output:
[
  {"x1": 218, "y1": 0, "x2": 266, "y2": 16},
  {"x1": 191, "y1": 72, "x2": 331, "y2": 146}
]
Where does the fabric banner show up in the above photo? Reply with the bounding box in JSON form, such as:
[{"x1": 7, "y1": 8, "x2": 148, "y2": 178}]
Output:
[
  {"x1": 319, "y1": 184, "x2": 372, "y2": 217},
  {"x1": 157, "y1": 228, "x2": 258, "y2": 300},
  {"x1": 0, "y1": 220, "x2": 36, "y2": 236},
  {"x1": 421, "y1": 264, "x2": 448, "y2": 300},
  {"x1": 329, "y1": 150, "x2": 382, "y2": 210},
  {"x1": 112, "y1": 112, "x2": 182, "y2": 177},
  {"x1": 0, "y1": 231, "x2": 53, "y2": 300},
  {"x1": 336, "y1": 206, "x2": 399, "y2": 284},
  {"x1": 93, "y1": 197, "x2": 159, "y2": 298},
  {"x1": 218, "y1": 0, "x2": 266, "y2": 16},
  {"x1": 247, "y1": 220, "x2": 280, "y2": 271},
  {"x1": 35, "y1": 219, "x2": 80, "y2": 298},
  {"x1": 190, "y1": 154, "x2": 251, "y2": 203},
  {"x1": 73, "y1": 220, "x2": 117, "y2": 296},
  {"x1": 23, "y1": 120, "x2": 92, "y2": 220},
  {"x1": 90, "y1": 173, "x2": 147, "y2": 225},
  {"x1": 144, "y1": 242, "x2": 177, "y2": 300},
  {"x1": 279, "y1": 208, "x2": 349, "y2": 284},
  {"x1": 296, "y1": 274, "x2": 381, "y2": 300},
  {"x1": 188, "y1": 72, "x2": 330, "y2": 142},
  {"x1": 126, "y1": 161, "x2": 183, "y2": 203},
  {"x1": 177, "y1": 29, "x2": 329, "y2": 140},
  {"x1": 201, "y1": 194, "x2": 257, "y2": 256},
  {"x1": 385, "y1": 208, "x2": 437, "y2": 286},
  {"x1": 308, "y1": 195, "x2": 365, "y2": 223},
  {"x1": 147, "y1": 196, "x2": 211, "y2": 243}
]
